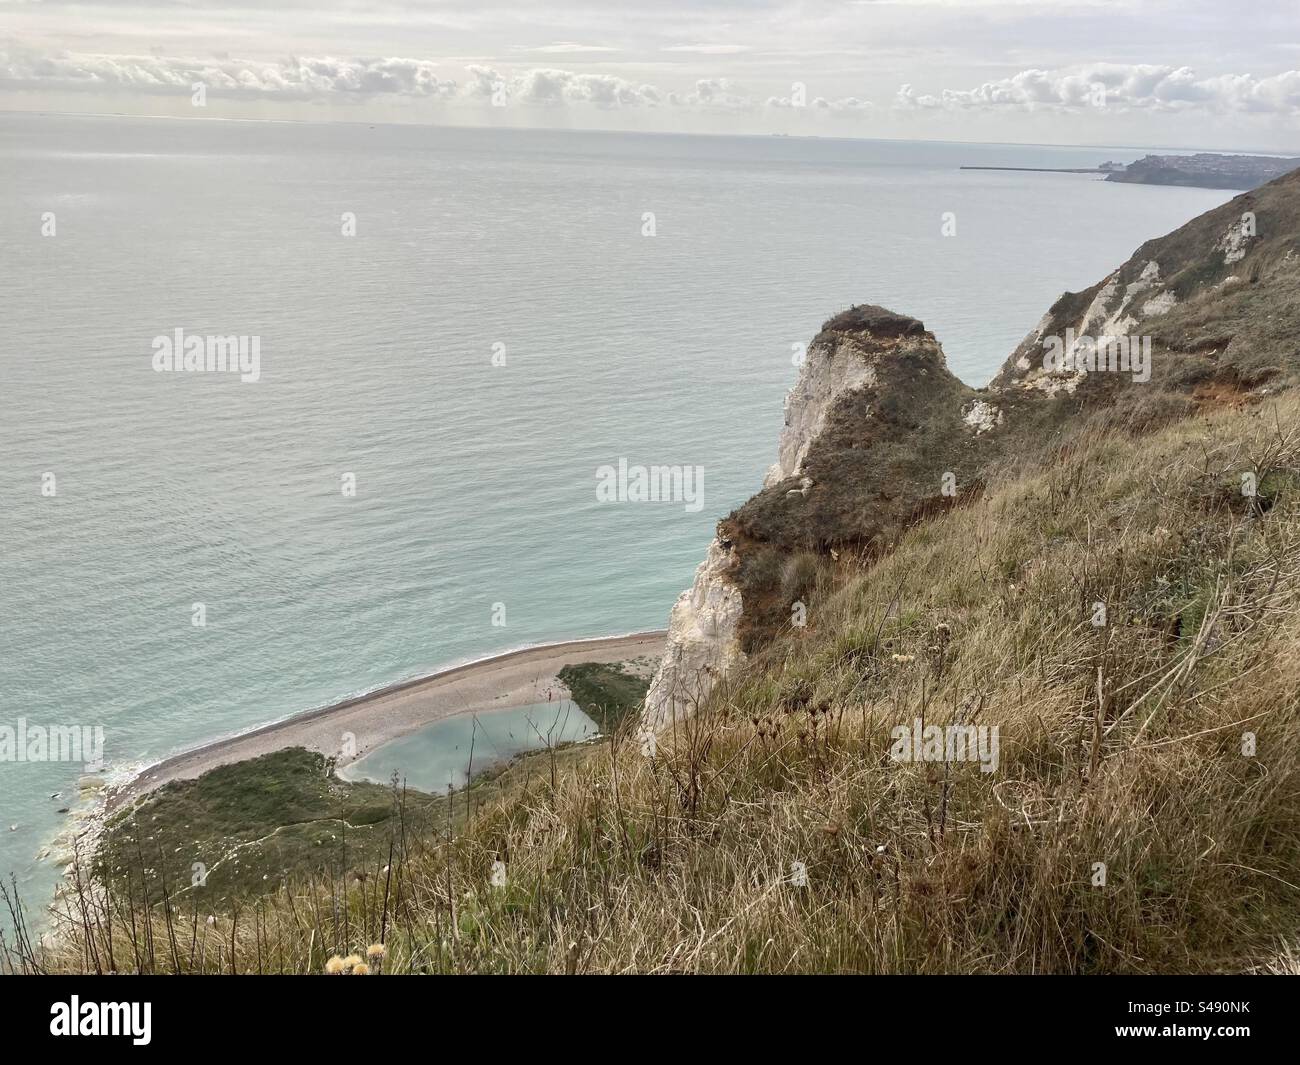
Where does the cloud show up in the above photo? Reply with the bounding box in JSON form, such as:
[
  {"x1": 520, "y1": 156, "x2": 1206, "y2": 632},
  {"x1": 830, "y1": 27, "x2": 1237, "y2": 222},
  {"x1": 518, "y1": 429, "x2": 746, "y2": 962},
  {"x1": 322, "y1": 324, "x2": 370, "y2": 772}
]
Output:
[
  {"x1": 0, "y1": 46, "x2": 458, "y2": 99},
  {"x1": 0, "y1": 46, "x2": 682, "y2": 111},
  {"x1": 7, "y1": 44, "x2": 1299, "y2": 126},
  {"x1": 465, "y1": 69, "x2": 763, "y2": 113},
  {"x1": 465, "y1": 65, "x2": 662, "y2": 108},
  {"x1": 669, "y1": 78, "x2": 754, "y2": 110},
  {"x1": 814, "y1": 96, "x2": 875, "y2": 112},
  {"x1": 896, "y1": 64, "x2": 1300, "y2": 114},
  {"x1": 767, "y1": 90, "x2": 875, "y2": 112}
]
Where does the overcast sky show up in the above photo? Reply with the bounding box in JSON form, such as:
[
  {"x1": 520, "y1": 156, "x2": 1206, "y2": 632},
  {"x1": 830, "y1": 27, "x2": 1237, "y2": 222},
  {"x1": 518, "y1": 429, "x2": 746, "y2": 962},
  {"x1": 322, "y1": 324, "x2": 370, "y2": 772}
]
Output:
[{"x1": 3, "y1": 0, "x2": 1299, "y2": 150}]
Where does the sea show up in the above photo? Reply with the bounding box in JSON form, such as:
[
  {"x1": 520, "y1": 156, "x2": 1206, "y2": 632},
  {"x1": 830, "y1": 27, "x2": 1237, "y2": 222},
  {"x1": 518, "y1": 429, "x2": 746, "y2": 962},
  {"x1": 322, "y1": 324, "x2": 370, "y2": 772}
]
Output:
[{"x1": 0, "y1": 110, "x2": 1235, "y2": 918}]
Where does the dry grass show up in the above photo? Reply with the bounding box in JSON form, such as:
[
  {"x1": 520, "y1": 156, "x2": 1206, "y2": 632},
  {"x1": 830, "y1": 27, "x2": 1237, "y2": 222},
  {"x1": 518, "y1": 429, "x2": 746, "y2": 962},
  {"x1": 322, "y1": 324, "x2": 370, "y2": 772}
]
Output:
[{"x1": 14, "y1": 396, "x2": 1300, "y2": 974}]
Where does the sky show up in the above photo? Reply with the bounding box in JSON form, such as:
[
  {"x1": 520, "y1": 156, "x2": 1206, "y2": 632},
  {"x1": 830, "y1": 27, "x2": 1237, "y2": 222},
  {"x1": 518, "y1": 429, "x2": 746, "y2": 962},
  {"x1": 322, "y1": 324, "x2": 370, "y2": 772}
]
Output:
[{"x1": 3, "y1": 0, "x2": 1299, "y2": 150}]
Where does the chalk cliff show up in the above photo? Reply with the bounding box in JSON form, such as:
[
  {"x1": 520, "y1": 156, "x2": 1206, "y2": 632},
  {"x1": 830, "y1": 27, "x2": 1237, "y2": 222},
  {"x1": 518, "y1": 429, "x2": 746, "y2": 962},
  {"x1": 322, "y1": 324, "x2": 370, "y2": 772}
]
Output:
[{"x1": 644, "y1": 165, "x2": 1300, "y2": 729}]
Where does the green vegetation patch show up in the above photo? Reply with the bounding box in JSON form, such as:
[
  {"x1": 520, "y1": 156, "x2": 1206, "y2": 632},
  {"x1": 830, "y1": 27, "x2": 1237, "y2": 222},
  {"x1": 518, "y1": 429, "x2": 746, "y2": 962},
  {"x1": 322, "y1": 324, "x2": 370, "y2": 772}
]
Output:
[
  {"x1": 95, "y1": 748, "x2": 443, "y2": 907},
  {"x1": 558, "y1": 661, "x2": 650, "y2": 733}
]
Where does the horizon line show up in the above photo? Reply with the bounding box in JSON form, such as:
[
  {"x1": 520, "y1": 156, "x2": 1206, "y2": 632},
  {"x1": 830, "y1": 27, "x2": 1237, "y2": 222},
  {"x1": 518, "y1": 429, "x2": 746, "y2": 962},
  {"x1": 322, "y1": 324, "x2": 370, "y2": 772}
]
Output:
[{"x1": 2, "y1": 106, "x2": 1295, "y2": 160}]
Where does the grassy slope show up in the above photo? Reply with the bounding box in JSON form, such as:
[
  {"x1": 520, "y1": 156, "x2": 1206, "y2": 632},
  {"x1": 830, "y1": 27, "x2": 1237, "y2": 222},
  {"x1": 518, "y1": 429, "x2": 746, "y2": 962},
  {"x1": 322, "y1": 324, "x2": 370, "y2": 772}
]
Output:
[
  {"x1": 557, "y1": 661, "x2": 650, "y2": 733},
  {"x1": 40, "y1": 395, "x2": 1300, "y2": 973},
  {"x1": 92, "y1": 750, "x2": 446, "y2": 905},
  {"x1": 87, "y1": 731, "x2": 616, "y2": 919}
]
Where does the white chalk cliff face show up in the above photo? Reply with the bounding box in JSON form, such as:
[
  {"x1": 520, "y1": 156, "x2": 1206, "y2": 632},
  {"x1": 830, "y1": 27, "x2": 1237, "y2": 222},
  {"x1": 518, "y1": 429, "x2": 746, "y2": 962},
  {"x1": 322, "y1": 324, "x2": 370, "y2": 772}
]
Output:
[
  {"x1": 764, "y1": 336, "x2": 877, "y2": 488},
  {"x1": 996, "y1": 259, "x2": 1177, "y2": 395},
  {"x1": 643, "y1": 331, "x2": 880, "y2": 730},
  {"x1": 642, "y1": 537, "x2": 745, "y2": 729},
  {"x1": 1216, "y1": 213, "x2": 1257, "y2": 265}
]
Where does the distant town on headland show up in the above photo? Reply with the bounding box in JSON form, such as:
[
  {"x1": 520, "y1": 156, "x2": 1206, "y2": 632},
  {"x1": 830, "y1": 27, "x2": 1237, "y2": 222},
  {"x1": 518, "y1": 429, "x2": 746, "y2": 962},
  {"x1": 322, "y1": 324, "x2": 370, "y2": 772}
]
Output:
[{"x1": 963, "y1": 151, "x2": 1300, "y2": 190}]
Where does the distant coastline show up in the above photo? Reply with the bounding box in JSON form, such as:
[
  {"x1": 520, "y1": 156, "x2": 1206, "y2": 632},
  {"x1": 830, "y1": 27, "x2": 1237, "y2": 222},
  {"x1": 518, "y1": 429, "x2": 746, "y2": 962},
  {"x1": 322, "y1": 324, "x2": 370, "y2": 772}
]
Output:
[
  {"x1": 963, "y1": 152, "x2": 1299, "y2": 190},
  {"x1": 1106, "y1": 152, "x2": 1300, "y2": 189}
]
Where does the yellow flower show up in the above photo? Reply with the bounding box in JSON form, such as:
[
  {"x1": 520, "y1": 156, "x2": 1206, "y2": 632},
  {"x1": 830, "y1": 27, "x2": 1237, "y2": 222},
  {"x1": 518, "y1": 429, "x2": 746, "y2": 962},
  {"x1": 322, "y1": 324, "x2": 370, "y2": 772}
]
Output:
[
  {"x1": 351, "y1": 963, "x2": 370, "y2": 975},
  {"x1": 324, "y1": 955, "x2": 346, "y2": 975},
  {"x1": 366, "y1": 943, "x2": 386, "y2": 960},
  {"x1": 342, "y1": 954, "x2": 363, "y2": 971}
]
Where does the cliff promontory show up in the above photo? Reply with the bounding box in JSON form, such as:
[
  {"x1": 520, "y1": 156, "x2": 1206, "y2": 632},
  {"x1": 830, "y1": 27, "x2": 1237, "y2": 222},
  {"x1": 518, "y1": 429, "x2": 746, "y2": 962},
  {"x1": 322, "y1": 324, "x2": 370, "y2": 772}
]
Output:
[{"x1": 645, "y1": 165, "x2": 1300, "y2": 728}]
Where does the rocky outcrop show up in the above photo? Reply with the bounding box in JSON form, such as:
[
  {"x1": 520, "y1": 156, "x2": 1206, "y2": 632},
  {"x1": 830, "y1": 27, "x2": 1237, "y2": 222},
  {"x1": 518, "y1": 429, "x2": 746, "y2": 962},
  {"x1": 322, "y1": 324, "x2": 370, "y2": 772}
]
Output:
[
  {"x1": 642, "y1": 168, "x2": 1300, "y2": 730},
  {"x1": 644, "y1": 307, "x2": 970, "y2": 727},
  {"x1": 763, "y1": 308, "x2": 912, "y2": 487},
  {"x1": 642, "y1": 538, "x2": 745, "y2": 728}
]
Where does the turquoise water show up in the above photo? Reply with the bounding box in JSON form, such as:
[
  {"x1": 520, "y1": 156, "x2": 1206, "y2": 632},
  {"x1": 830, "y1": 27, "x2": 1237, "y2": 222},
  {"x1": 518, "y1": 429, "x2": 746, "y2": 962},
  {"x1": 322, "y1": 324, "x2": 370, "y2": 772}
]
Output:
[
  {"x1": 0, "y1": 112, "x2": 1235, "y2": 916},
  {"x1": 340, "y1": 700, "x2": 599, "y2": 794}
]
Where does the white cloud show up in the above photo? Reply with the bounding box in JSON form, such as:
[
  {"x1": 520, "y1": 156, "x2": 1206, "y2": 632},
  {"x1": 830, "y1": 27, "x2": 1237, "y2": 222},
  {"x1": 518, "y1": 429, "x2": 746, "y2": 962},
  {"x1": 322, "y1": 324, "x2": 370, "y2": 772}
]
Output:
[
  {"x1": 0, "y1": 46, "x2": 458, "y2": 98},
  {"x1": 6, "y1": 42, "x2": 1300, "y2": 133},
  {"x1": 669, "y1": 78, "x2": 754, "y2": 110},
  {"x1": 465, "y1": 64, "x2": 662, "y2": 108},
  {"x1": 767, "y1": 91, "x2": 875, "y2": 112},
  {"x1": 0, "y1": 46, "x2": 732, "y2": 112},
  {"x1": 815, "y1": 96, "x2": 875, "y2": 112},
  {"x1": 897, "y1": 64, "x2": 1300, "y2": 114}
]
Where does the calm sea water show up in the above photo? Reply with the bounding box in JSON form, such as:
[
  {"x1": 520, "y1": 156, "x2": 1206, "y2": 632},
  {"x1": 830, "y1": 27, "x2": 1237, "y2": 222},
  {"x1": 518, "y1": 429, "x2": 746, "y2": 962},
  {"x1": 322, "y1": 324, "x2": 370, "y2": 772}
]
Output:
[{"x1": 0, "y1": 112, "x2": 1233, "y2": 913}]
